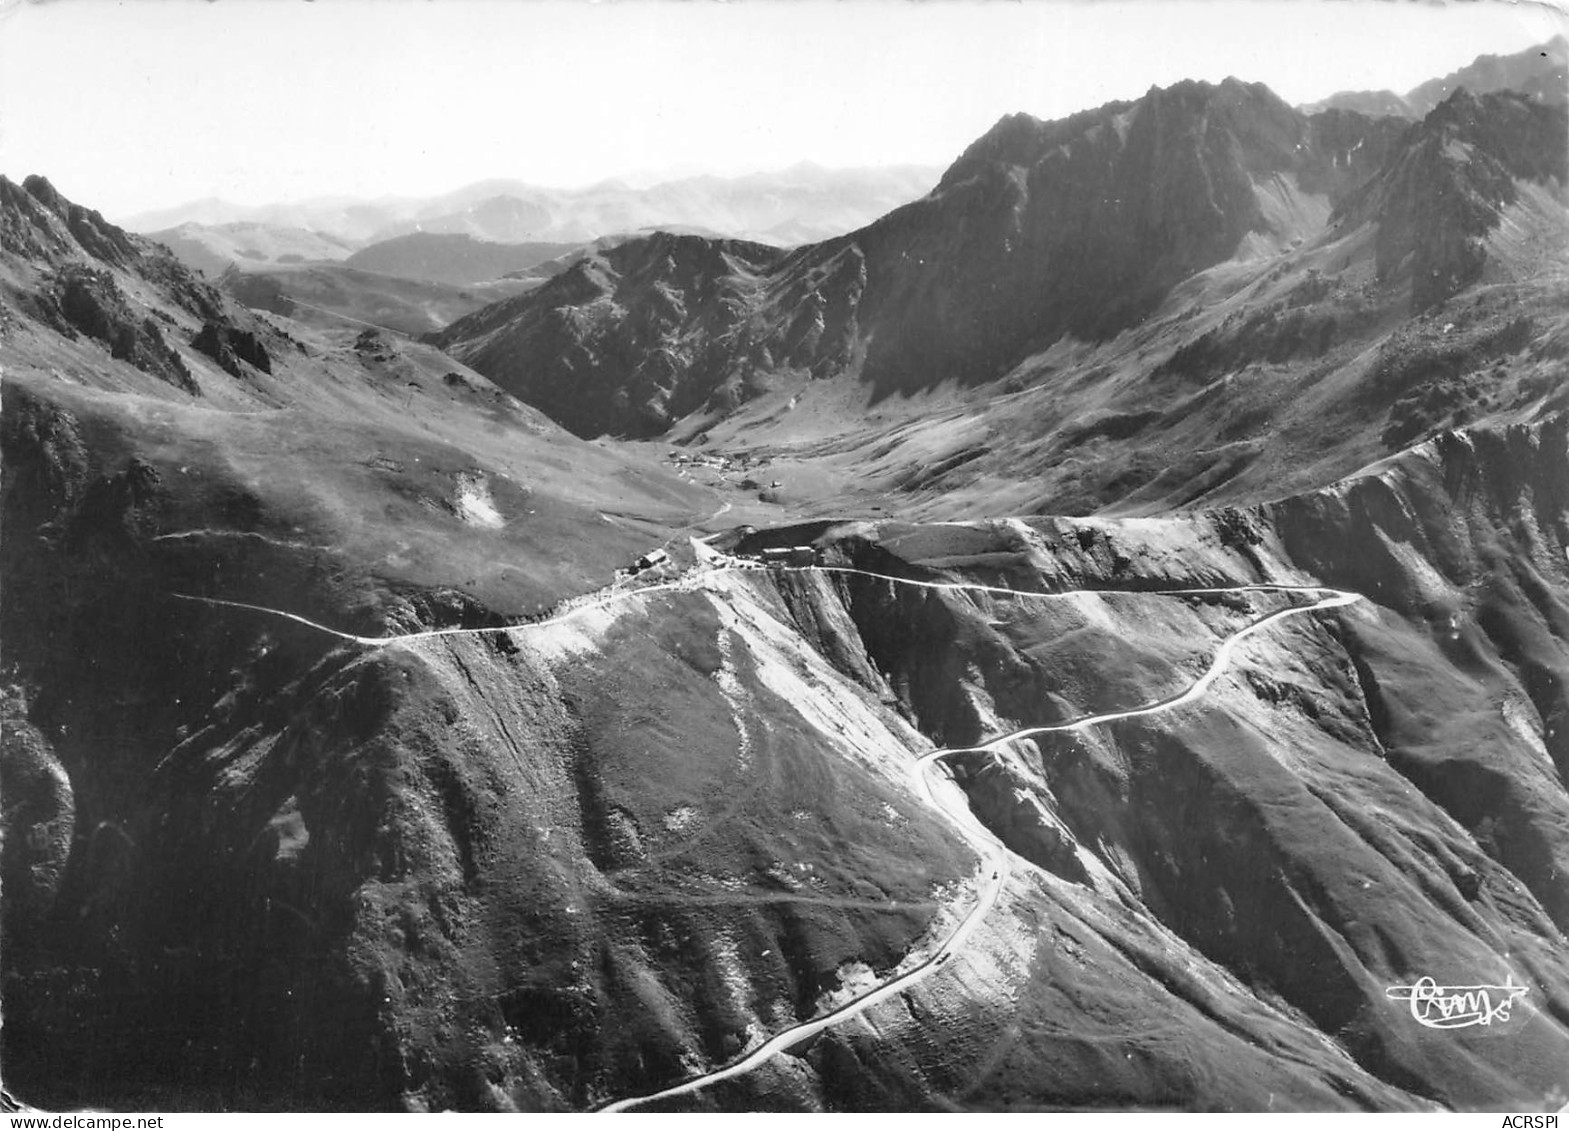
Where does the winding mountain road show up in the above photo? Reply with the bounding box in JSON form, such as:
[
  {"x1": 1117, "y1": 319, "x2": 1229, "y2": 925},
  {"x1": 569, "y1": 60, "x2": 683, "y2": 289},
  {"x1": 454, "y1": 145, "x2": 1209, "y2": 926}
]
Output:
[
  {"x1": 599, "y1": 581, "x2": 1360, "y2": 1111},
  {"x1": 171, "y1": 557, "x2": 1363, "y2": 1112}
]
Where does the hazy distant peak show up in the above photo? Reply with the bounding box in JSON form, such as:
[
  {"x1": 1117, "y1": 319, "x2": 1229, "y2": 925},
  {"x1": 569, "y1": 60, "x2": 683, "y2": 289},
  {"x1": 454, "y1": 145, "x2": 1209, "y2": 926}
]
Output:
[
  {"x1": 120, "y1": 165, "x2": 943, "y2": 249},
  {"x1": 1299, "y1": 35, "x2": 1567, "y2": 118}
]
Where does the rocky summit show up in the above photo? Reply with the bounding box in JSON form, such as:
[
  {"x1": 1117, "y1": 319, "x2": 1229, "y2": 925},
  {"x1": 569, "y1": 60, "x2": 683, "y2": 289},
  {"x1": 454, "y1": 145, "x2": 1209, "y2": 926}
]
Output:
[{"x1": 3, "y1": 40, "x2": 1568, "y2": 1115}]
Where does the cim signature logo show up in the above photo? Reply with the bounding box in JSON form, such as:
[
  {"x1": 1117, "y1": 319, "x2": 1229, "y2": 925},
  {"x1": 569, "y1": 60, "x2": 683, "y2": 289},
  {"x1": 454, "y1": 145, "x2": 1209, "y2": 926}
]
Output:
[{"x1": 1385, "y1": 975, "x2": 1528, "y2": 1029}]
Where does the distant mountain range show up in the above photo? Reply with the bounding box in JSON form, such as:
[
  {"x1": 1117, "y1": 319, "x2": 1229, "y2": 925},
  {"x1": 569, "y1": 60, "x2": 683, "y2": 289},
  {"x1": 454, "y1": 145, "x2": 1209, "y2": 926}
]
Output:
[
  {"x1": 121, "y1": 163, "x2": 942, "y2": 250},
  {"x1": 1299, "y1": 34, "x2": 1567, "y2": 118},
  {"x1": 143, "y1": 221, "x2": 361, "y2": 277}
]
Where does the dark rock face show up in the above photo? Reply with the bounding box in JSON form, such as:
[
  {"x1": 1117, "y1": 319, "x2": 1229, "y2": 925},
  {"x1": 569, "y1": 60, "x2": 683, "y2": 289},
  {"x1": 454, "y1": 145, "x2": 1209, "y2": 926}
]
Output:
[
  {"x1": 1334, "y1": 90, "x2": 1568, "y2": 310},
  {"x1": 19, "y1": 175, "x2": 140, "y2": 267},
  {"x1": 1297, "y1": 109, "x2": 1413, "y2": 204},
  {"x1": 192, "y1": 320, "x2": 273, "y2": 377},
  {"x1": 1, "y1": 177, "x2": 77, "y2": 262},
  {"x1": 40, "y1": 266, "x2": 199, "y2": 393},
  {"x1": 11, "y1": 176, "x2": 231, "y2": 324}
]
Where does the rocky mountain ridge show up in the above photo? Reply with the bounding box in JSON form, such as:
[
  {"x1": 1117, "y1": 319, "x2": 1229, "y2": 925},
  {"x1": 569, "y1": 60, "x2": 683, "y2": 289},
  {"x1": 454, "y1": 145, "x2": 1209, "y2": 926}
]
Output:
[
  {"x1": 1, "y1": 175, "x2": 275, "y2": 394},
  {"x1": 1300, "y1": 35, "x2": 1568, "y2": 119},
  {"x1": 436, "y1": 80, "x2": 1565, "y2": 443},
  {"x1": 1333, "y1": 87, "x2": 1567, "y2": 310}
]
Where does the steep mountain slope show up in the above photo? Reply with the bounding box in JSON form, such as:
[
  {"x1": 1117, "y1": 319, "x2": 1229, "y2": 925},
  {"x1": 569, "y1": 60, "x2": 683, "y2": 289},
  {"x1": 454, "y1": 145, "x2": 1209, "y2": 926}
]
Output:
[
  {"x1": 741, "y1": 419, "x2": 1569, "y2": 1111},
  {"x1": 1301, "y1": 35, "x2": 1568, "y2": 119}
]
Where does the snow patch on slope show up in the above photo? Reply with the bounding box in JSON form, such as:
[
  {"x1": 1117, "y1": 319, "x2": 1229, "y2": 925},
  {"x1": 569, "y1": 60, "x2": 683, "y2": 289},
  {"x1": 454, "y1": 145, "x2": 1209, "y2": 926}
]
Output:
[{"x1": 454, "y1": 471, "x2": 503, "y2": 528}]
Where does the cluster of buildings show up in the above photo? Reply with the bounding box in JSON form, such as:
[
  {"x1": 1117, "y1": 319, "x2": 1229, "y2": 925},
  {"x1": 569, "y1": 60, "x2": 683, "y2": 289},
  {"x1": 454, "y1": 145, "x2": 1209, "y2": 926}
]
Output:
[
  {"x1": 667, "y1": 449, "x2": 774, "y2": 473},
  {"x1": 624, "y1": 542, "x2": 821, "y2": 576},
  {"x1": 669, "y1": 450, "x2": 734, "y2": 472}
]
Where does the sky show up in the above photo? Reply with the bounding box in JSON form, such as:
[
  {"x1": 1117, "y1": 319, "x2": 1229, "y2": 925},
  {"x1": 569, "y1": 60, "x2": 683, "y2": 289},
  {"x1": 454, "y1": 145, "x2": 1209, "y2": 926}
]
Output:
[{"x1": 0, "y1": 0, "x2": 1562, "y2": 221}]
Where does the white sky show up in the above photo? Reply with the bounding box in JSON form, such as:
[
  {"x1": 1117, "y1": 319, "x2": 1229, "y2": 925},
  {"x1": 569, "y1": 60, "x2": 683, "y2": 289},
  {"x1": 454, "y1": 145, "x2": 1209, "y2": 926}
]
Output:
[{"x1": 0, "y1": 0, "x2": 1562, "y2": 221}]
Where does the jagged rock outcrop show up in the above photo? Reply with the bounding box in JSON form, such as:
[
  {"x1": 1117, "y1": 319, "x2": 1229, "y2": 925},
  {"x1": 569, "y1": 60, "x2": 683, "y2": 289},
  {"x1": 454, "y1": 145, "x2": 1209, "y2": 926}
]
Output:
[
  {"x1": 1297, "y1": 109, "x2": 1413, "y2": 203},
  {"x1": 191, "y1": 320, "x2": 273, "y2": 378},
  {"x1": 32, "y1": 266, "x2": 199, "y2": 393},
  {"x1": 1332, "y1": 89, "x2": 1569, "y2": 310},
  {"x1": 0, "y1": 174, "x2": 291, "y2": 394},
  {"x1": 3, "y1": 175, "x2": 141, "y2": 267},
  {"x1": 2, "y1": 176, "x2": 228, "y2": 324}
]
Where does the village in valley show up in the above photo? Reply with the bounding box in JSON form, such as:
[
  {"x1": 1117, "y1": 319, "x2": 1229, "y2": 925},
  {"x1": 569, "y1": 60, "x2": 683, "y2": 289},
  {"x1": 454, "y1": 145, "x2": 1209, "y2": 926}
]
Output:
[{"x1": 665, "y1": 447, "x2": 783, "y2": 494}]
